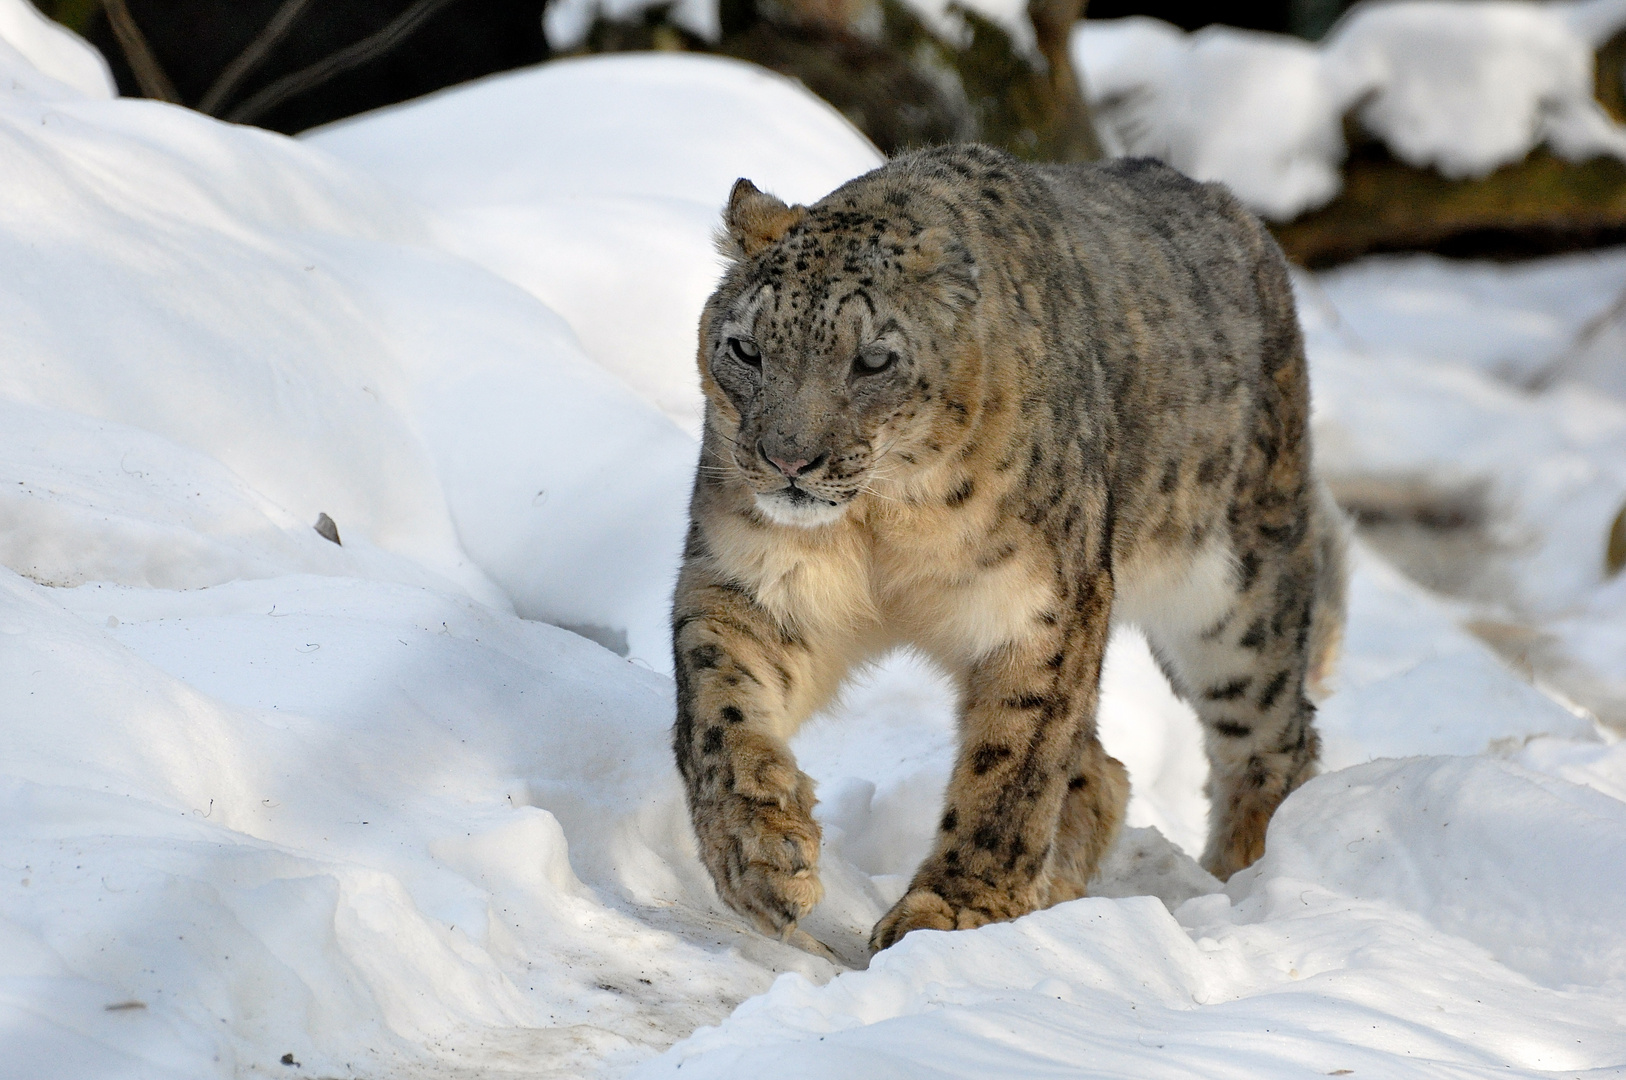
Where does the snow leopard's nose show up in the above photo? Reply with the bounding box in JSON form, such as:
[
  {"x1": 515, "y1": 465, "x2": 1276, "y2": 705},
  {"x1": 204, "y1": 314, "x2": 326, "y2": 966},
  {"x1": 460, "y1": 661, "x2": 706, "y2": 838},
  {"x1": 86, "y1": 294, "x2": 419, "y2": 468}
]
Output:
[{"x1": 759, "y1": 441, "x2": 825, "y2": 479}]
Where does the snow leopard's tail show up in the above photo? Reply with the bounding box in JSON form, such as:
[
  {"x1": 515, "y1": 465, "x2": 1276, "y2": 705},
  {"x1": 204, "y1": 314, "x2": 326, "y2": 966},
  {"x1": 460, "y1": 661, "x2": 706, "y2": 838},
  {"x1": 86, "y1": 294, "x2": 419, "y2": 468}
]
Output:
[{"x1": 1305, "y1": 478, "x2": 1350, "y2": 701}]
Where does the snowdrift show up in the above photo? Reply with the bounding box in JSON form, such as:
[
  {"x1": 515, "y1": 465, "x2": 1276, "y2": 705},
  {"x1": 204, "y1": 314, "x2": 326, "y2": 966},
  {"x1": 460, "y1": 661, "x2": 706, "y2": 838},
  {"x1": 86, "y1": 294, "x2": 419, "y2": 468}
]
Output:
[
  {"x1": 303, "y1": 52, "x2": 884, "y2": 438},
  {"x1": 642, "y1": 755, "x2": 1626, "y2": 1078},
  {"x1": 0, "y1": 29, "x2": 721, "y2": 664},
  {"x1": 2, "y1": 7, "x2": 1624, "y2": 1079}
]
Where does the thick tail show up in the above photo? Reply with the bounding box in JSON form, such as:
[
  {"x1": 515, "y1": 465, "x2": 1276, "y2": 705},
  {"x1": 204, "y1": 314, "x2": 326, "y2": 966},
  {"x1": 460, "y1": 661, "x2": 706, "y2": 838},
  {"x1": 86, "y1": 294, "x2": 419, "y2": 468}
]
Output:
[{"x1": 1305, "y1": 478, "x2": 1350, "y2": 700}]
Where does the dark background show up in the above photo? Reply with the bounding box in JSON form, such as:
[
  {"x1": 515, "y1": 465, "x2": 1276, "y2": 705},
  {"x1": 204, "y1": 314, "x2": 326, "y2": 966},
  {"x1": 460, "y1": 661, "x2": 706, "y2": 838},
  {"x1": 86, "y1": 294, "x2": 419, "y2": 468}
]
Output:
[{"x1": 41, "y1": 0, "x2": 1353, "y2": 135}]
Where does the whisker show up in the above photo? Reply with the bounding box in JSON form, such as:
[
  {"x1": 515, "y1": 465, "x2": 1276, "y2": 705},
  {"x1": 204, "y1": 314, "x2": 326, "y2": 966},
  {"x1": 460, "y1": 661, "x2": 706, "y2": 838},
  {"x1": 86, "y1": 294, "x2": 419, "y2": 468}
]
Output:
[
  {"x1": 869, "y1": 435, "x2": 903, "y2": 463},
  {"x1": 858, "y1": 483, "x2": 901, "y2": 504},
  {"x1": 711, "y1": 430, "x2": 747, "y2": 453},
  {"x1": 700, "y1": 445, "x2": 740, "y2": 469}
]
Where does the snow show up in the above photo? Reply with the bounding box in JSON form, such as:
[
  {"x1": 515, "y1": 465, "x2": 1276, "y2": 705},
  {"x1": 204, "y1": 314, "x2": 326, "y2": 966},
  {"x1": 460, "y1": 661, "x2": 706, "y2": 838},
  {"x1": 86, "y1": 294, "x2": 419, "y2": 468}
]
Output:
[
  {"x1": 1325, "y1": 0, "x2": 1626, "y2": 178},
  {"x1": 0, "y1": 0, "x2": 111, "y2": 100},
  {"x1": 644, "y1": 759, "x2": 1626, "y2": 1079},
  {"x1": 545, "y1": 0, "x2": 723, "y2": 51},
  {"x1": 1074, "y1": 0, "x2": 1626, "y2": 219},
  {"x1": 1308, "y1": 341, "x2": 1626, "y2": 613},
  {"x1": 0, "y1": 44, "x2": 723, "y2": 664},
  {"x1": 1306, "y1": 247, "x2": 1626, "y2": 387},
  {"x1": 303, "y1": 53, "x2": 883, "y2": 439},
  {"x1": 1299, "y1": 251, "x2": 1626, "y2": 726},
  {"x1": 3, "y1": 11, "x2": 1625, "y2": 1080},
  {"x1": 1, "y1": 568, "x2": 718, "y2": 1078},
  {"x1": 540, "y1": 0, "x2": 1036, "y2": 56},
  {"x1": 1073, "y1": 18, "x2": 1351, "y2": 221}
]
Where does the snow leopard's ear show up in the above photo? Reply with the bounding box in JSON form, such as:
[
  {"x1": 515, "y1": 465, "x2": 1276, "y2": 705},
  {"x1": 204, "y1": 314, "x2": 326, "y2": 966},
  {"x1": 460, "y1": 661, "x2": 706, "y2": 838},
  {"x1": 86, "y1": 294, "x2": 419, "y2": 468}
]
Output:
[
  {"x1": 895, "y1": 225, "x2": 979, "y2": 315},
  {"x1": 717, "y1": 179, "x2": 806, "y2": 261}
]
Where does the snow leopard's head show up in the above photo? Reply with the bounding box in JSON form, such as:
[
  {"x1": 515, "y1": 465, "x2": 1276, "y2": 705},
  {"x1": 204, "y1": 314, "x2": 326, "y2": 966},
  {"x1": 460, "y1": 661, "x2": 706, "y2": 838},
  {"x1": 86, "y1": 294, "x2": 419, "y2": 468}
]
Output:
[{"x1": 699, "y1": 176, "x2": 980, "y2": 528}]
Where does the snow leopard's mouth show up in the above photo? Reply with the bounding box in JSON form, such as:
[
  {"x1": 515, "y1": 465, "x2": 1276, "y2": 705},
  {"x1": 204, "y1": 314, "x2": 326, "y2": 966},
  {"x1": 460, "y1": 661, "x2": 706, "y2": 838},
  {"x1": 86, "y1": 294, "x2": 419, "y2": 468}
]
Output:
[
  {"x1": 754, "y1": 483, "x2": 847, "y2": 528},
  {"x1": 782, "y1": 484, "x2": 833, "y2": 507}
]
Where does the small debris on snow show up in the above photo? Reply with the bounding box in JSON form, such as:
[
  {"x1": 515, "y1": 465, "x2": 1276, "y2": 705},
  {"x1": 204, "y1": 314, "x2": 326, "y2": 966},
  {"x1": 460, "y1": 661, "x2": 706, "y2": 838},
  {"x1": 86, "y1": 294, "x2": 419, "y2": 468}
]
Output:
[{"x1": 312, "y1": 512, "x2": 341, "y2": 546}]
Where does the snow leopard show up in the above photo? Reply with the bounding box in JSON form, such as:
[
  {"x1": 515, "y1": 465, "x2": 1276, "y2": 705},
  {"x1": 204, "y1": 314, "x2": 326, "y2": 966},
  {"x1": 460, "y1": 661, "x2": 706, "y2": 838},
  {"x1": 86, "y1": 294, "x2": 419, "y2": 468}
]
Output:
[{"x1": 670, "y1": 144, "x2": 1347, "y2": 951}]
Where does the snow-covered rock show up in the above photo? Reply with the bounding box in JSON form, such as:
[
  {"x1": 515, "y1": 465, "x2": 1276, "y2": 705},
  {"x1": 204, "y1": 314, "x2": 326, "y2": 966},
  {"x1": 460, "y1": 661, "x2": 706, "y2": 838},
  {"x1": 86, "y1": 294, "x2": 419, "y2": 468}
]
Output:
[
  {"x1": 1324, "y1": 0, "x2": 1626, "y2": 178},
  {"x1": 1074, "y1": 0, "x2": 1626, "y2": 220},
  {"x1": 542, "y1": 0, "x2": 1038, "y2": 57},
  {"x1": 1074, "y1": 18, "x2": 1353, "y2": 220}
]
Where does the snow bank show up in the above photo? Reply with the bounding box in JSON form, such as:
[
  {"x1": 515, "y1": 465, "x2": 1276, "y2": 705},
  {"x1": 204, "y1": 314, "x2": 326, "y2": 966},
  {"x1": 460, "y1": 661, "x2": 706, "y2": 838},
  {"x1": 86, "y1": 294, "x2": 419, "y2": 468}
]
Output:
[
  {"x1": 0, "y1": 397, "x2": 418, "y2": 591},
  {"x1": 1, "y1": 567, "x2": 765, "y2": 1079},
  {"x1": 0, "y1": 92, "x2": 487, "y2": 599},
  {"x1": 641, "y1": 762, "x2": 1626, "y2": 1078},
  {"x1": 1074, "y1": 0, "x2": 1626, "y2": 220},
  {"x1": 1308, "y1": 242, "x2": 1626, "y2": 404},
  {"x1": 1299, "y1": 252, "x2": 1626, "y2": 726},
  {"x1": 1307, "y1": 246, "x2": 1626, "y2": 387},
  {"x1": 0, "y1": 36, "x2": 710, "y2": 662},
  {"x1": 0, "y1": 0, "x2": 112, "y2": 99},
  {"x1": 304, "y1": 53, "x2": 884, "y2": 438},
  {"x1": 1553, "y1": 288, "x2": 1626, "y2": 399},
  {"x1": 1318, "y1": 548, "x2": 1595, "y2": 766},
  {"x1": 1302, "y1": 250, "x2": 1626, "y2": 616},
  {"x1": 1543, "y1": 572, "x2": 1626, "y2": 722},
  {"x1": 1232, "y1": 754, "x2": 1626, "y2": 990}
]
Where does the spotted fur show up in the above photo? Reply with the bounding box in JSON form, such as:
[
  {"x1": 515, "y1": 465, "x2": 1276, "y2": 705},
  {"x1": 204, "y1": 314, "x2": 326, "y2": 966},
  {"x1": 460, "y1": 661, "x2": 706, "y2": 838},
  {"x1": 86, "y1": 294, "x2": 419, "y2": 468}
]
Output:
[{"x1": 671, "y1": 145, "x2": 1347, "y2": 950}]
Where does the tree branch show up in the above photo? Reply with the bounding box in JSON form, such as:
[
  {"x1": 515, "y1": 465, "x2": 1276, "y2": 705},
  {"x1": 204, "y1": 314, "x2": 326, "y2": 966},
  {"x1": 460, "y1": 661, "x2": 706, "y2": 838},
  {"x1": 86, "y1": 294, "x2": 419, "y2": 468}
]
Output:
[
  {"x1": 197, "y1": 0, "x2": 317, "y2": 116},
  {"x1": 225, "y1": 0, "x2": 464, "y2": 126},
  {"x1": 1027, "y1": 0, "x2": 1102, "y2": 161},
  {"x1": 101, "y1": 0, "x2": 180, "y2": 103}
]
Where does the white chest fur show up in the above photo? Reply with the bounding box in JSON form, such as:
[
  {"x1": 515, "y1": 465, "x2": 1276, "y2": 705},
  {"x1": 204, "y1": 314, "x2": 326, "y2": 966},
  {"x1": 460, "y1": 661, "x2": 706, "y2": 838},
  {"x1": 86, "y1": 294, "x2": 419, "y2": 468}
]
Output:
[
  {"x1": 867, "y1": 506, "x2": 1055, "y2": 666},
  {"x1": 883, "y1": 553, "x2": 1054, "y2": 665},
  {"x1": 719, "y1": 505, "x2": 1241, "y2": 679},
  {"x1": 710, "y1": 502, "x2": 1055, "y2": 667}
]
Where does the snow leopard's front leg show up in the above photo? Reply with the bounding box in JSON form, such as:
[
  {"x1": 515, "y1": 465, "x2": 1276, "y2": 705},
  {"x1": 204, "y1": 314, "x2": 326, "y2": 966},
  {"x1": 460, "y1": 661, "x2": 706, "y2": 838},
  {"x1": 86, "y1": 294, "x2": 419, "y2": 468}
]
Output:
[
  {"x1": 871, "y1": 564, "x2": 1121, "y2": 950},
  {"x1": 671, "y1": 559, "x2": 832, "y2": 937}
]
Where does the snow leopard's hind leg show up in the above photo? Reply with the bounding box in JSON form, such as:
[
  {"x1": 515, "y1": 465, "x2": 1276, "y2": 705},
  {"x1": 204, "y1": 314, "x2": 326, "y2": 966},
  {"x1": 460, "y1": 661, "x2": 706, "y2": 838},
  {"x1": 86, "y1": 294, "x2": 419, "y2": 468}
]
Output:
[
  {"x1": 1144, "y1": 496, "x2": 1346, "y2": 883},
  {"x1": 1143, "y1": 283, "x2": 1346, "y2": 882}
]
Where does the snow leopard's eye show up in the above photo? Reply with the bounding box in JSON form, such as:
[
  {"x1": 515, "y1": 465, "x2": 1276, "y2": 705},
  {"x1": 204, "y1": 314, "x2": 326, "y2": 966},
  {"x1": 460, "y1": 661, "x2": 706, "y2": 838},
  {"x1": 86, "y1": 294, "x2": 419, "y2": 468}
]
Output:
[
  {"x1": 853, "y1": 348, "x2": 897, "y2": 376},
  {"x1": 728, "y1": 337, "x2": 762, "y2": 367}
]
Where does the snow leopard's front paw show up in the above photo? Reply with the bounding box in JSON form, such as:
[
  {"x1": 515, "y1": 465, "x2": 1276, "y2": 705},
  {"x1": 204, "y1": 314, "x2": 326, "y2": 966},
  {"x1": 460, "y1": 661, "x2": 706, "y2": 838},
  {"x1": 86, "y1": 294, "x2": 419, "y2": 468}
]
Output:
[
  {"x1": 692, "y1": 764, "x2": 824, "y2": 936},
  {"x1": 870, "y1": 885, "x2": 1017, "y2": 950},
  {"x1": 870, "y1": 887, "x2": 962, "y2": 950}
]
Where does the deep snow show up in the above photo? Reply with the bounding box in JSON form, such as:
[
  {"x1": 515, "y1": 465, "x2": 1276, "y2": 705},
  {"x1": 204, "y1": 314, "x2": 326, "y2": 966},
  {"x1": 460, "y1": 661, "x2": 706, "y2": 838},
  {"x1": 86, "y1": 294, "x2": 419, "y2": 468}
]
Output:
[
  {"x1": 302, "y1": 52, "x2": 885, "y2": 441},
  {"x1": 2, "y1": 5, "x2": 1624, "y2": 1079}
]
